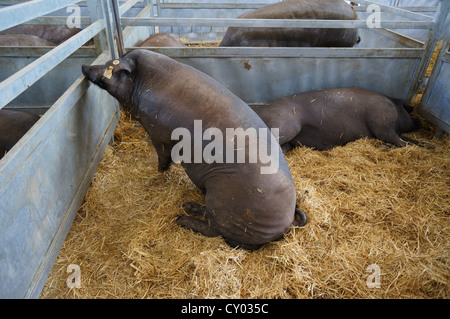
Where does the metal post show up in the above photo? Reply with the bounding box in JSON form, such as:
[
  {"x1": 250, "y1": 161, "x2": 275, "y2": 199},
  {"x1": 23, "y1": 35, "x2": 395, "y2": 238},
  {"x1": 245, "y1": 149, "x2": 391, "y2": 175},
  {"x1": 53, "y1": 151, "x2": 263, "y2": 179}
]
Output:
[
  {"x1": 87, "y1": 0, "x2": 107, "y2": 55},
  {"x1": 406, "y1": 0, "x2": 450, "y2": 102},
  {"x1": 149, "y1": 0, "x2": 155, "y2": 35},
  {"x1": 111, "y1": 0, "x2": 125, "y2": 57},
  {"x1": 156, "y1": 0, "x2": 161, "y2": 17},
  {"x1": 101, "y1": 0, "x2": 118, "y2": 60}
]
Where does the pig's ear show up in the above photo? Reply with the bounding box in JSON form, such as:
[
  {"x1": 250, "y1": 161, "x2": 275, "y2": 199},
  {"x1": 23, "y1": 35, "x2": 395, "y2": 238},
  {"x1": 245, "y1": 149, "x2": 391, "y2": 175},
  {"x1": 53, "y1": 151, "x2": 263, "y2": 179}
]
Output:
[{"x1": 114, "y1": 58, "x2": 135, "y2": 75}]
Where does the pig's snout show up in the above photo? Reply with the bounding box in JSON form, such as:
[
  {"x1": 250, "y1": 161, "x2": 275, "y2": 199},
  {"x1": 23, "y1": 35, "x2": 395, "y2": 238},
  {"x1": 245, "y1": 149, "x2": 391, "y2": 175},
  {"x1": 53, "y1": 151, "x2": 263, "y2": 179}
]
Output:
[{"x1": 81, "y1": 64, "x2": 90, "y2": 77}]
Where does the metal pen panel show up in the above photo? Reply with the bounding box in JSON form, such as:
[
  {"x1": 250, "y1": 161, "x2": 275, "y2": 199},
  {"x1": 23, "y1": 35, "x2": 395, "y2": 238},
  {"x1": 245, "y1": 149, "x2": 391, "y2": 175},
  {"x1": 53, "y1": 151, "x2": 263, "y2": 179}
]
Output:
[
  {"x1": 0, "y1": 0, "x2": 78, "y2": 31},
  {"x1": 0, "y1": 52, "x2": 120, "y2": 298},
  {"x1": 167, "y1": 56, "x2": 420, "y2": 103},
  {"x1": 121, "y1": 17, "x2": 434, "y2": 29},
  {"x1": 0, "y1": 20, "x2": 104, "y2": 109},
  {"x1": 0, "y1": 0, "x2": 149, "y2": 299}
]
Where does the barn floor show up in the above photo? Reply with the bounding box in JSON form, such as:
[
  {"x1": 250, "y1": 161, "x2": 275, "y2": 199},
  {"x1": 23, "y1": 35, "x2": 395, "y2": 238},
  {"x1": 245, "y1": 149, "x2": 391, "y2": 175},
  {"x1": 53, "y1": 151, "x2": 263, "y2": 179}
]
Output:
[{"x1": 40, "y1": 106, "x2": 449, "y2": 299}]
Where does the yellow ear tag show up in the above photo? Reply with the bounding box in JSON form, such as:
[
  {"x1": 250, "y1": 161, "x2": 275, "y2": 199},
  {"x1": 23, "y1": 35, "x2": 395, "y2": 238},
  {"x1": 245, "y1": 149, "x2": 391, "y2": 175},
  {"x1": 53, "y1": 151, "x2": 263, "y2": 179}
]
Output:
[
  {"x1": 112, "y1": 60, "x2": 120, "y2": 65},
  {"x1": 103, "y1": 66, "x2": 114, "y2": 79}
]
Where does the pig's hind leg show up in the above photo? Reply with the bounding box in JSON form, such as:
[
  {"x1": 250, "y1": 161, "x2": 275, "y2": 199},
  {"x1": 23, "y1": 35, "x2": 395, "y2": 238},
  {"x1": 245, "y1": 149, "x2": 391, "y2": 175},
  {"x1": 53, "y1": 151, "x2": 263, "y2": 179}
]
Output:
[
  {"x1": 369, "y1": 123, "x2": 408, "y2": 147},
  {"x1": 176, "y1": 203, "x2": 263, "y2": 250},
  {"x1": 176, "y1": 202, "x2": 220, "y2": 237},
  {"x1": 400, "y1": 135, "x2": 434, "y2": 149},
  {"x1": 176, "y1": 216, "x2": 221, "y2": 237},
  {"x1": 377, "y1": 129, "x2": 431, "y2": 149}
]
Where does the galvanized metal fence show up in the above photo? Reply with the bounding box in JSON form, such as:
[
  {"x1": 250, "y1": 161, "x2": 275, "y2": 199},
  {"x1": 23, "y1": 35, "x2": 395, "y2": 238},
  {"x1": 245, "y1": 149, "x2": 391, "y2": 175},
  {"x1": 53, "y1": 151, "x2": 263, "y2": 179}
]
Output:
[{"x1": 0, "y1": 0, "x2": 148, "y2": 299}]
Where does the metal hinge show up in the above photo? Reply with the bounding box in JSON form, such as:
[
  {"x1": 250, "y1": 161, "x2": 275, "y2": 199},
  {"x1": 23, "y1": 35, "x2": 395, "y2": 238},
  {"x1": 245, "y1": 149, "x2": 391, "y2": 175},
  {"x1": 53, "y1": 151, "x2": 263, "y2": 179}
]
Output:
[{"x1": 418, "y1": 76, "x2": 429, "y2": 90}]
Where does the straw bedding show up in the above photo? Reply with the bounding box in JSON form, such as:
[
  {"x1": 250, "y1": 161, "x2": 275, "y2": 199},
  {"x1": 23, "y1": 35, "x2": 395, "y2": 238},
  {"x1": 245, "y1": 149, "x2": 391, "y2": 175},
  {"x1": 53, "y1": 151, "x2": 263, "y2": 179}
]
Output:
[
  {"x1": 40, "y1": 106, "x2": 449, "y2": 299},
  {"x1": 41, "y1": 41, "x2": 448, "y2": 298}
]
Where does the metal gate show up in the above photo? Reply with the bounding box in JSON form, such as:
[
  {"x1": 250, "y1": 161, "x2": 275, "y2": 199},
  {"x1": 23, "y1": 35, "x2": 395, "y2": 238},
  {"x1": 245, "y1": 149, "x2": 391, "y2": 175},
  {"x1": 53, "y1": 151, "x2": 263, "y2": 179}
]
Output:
[{"x1": 0, "y1": 0, "x2": 146, "y2": 299}]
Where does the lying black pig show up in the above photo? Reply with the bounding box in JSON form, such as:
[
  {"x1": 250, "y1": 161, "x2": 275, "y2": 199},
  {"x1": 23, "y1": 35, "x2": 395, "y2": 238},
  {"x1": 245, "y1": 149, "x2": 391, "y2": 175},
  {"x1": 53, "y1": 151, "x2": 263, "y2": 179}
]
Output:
[
  {"x1": 252, "y1": 87, "x2": 422, "y2": 152},
  {"x1": 219, "y1": 0, "x2": 360, "y2": 47},
  {"x1": 0, "y1": 34, "x2": 55, "y2": 46},
  {"x1": 138, "y1": 33, "x2": 186, "y2": 47},
  {"x1": 0, "y1": 24, "x2": 82, "y2": 45},
  {"x1": 0, "y1": 109, "x2": 40, "y2": 159}
]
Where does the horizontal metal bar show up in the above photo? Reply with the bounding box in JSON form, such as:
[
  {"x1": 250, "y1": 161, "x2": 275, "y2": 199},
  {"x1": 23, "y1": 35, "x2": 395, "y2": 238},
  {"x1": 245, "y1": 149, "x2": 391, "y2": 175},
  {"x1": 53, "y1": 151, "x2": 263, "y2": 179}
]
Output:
[
  {"x1": 26, "y1": 16, "x2": 91, "y2": 25},
  {"x1": 0, "y1": 0, "x2": 141, "y2": 7},
  {"x1": 1, "y1": 105, "x2": 50, "y2": 114},
  {"x1": 126, "y1": 46, "x2": 424, "y2": 58},
  {"x1": 0, "y1": 0, "x2": 79, "y2": 32},
  {"x1": 398, "y1": 6, "x2": 438, "y2": 13},
  {"x1": 119, "y1": 0, "x2": 140, "y2": 15},
  {"x1": 145, "y1": 2, "x2": 439, "y2": 14},
  {"x1": 159, "y1": 3, "x2": 267, "y2": 10},
  {"x1": 358, "y1": 0, "x2": 434, "y2": 20},
  {"x1": 147, "y1": 2, "x2": 439, "y2": 13},
  {"x1": 371, "y1": 28, "x2": 424, "y2": 48},
  {"x1": 0, "y1": 46, "x2": 96, "y2": 57},
  {"x1": 0, "y1": 20, "x2": 103, "y2": 109},
  {"x1": 121, "y1": 17, "x2": 434, "y2": 29},
  {"x1": 157, "y1": 2, "x2": 370, "y2": 13}
]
